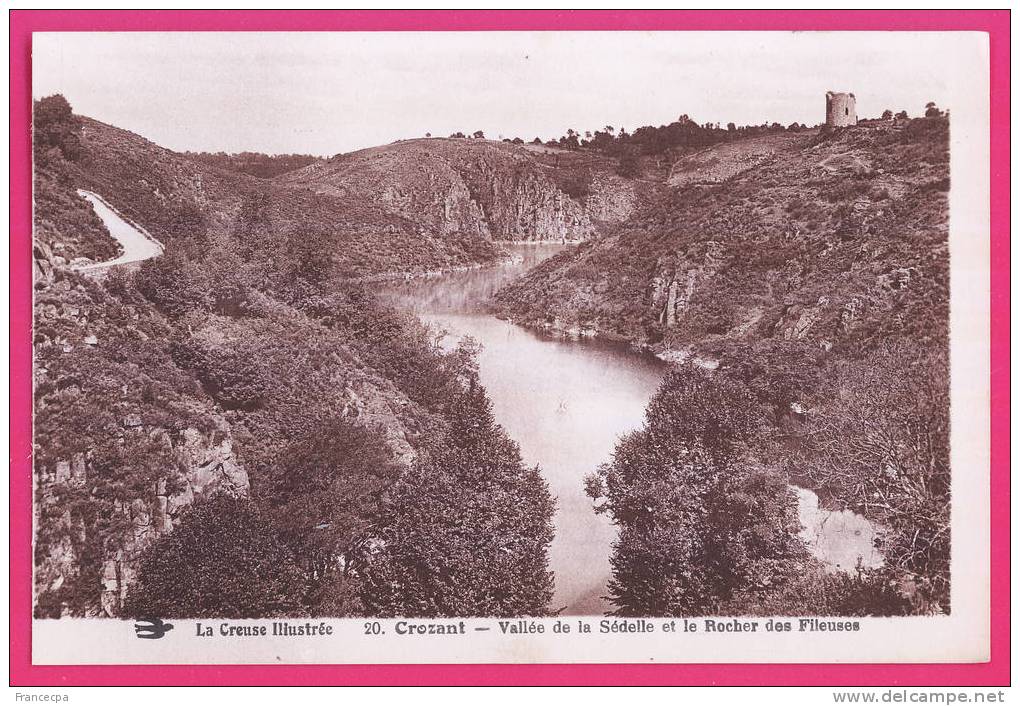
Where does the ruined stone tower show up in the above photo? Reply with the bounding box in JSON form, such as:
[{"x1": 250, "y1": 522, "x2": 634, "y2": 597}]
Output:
[{"x1": 825, "y1": 91, "x2": 857, "y2": 127}]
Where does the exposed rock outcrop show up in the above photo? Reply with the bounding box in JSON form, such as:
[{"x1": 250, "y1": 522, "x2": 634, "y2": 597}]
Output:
[
  {"x1": 584, "y1": 174, "x2": 638, "y2": 223},
  {"x1": 496, "y1": 120, "x2": 949, "y2": 371},
  {"x1": 35, "y1": 417, "x2": 249, "y2": 617},
  {"x1": 284, "y1": 139, "x2": 599, "y2": 242},
  {"x1": 33, "y1": 242, "x2": 59, "y2": 287},
  {"x1": 340, "y1": 377, "x2": 417, "y2": 468},
  {"x1": 647, "y1": 243, "x2": 723, "y2": 330}
]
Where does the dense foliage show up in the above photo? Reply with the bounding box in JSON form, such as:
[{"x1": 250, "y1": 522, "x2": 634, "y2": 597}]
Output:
[
  {"x1": 183, "y1": 151, "x2": 319, "y2": 178},
  {"x1": 34, "y1": 95, "x2": 83, "y2": 163},
  {"x1": 32, "y1": 95, "x2": 120, "y2": 263},
  {"x1": 586, "y1": 369, "x2": 811, "y2": 616},
  {"x1": 34, "y1": 98, "x2": 558, "y2": 619},
  {"x1": 125, "y1": 496, "x2": 306, "y2": 618},
  {"x1": 798, "y1": 344, "x2": 950, "y2": 612},
  {"x1": 506, "y1": 115, "x2": 816, "y2": 177},
  {"x1": 258, "y1": 418, "x2": 399, "y2": 615},
  {"x1": 121, "y1": 221, "x2": 556, "y2": 617},
  {"x1": 587, "y1": 362, "x2": 923, "y2": 617},
  {"x1": 364, "y1": 382, "x2": 555, "y2": 617}
]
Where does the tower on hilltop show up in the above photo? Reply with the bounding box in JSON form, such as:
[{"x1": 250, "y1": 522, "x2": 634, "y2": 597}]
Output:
[{"x1": 825, "y1": 91, "x2": 857, "y2": 127}]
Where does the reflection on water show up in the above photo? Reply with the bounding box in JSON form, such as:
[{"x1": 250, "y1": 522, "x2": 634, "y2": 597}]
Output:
[
  {"x1": 381, "y1": 245, "x2": 667, "y2": 614},
  {"x1": 379, "y1": 245, "x2": 882, "y2": 614},
  {"x1": 380, "y1": 245, "x2": 571, "y2": 315}
]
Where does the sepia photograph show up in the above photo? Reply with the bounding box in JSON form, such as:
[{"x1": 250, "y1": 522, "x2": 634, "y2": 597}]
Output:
[{"x1": 14, "y1": 13, "x2": 1001, "y2": 676}]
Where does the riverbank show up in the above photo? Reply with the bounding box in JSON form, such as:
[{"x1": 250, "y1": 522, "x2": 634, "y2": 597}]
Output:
[
  {"x1": 379, "y1": 244, "x2": 883, "y2": 613},
  {"x1": 378, "y1": 243, "x2": 662, "y2": 613},
  {"x1": 343, "y1": 241, "x2": 582, "y2": 285}
]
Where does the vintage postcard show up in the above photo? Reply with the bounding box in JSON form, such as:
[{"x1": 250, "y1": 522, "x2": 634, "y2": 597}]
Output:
[{"x1": 11, "y1": 11, "x2": 1007, "y2": 684}]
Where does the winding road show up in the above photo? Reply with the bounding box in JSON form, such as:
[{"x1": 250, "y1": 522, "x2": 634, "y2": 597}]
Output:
[{"x1": 72, "y1": 190, "x2": 164, "y2": 271}]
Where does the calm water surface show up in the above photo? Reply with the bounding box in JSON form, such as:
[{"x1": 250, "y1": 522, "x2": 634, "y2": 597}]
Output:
[
  {"x1": 380, "y1": 245, "x2": 666, "y2": 614},
  {"x1": 379, "y1": 245, "x2": 880, "y2": 614}
]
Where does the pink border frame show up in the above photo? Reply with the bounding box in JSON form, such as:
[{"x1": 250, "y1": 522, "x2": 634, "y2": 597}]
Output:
[{"x1": 9, "y1": 10, "x2": 1009, "y2": 687}]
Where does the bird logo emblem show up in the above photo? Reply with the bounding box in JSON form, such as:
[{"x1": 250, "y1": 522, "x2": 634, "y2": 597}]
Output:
[{"x1": 134, "y1": 618, "x2": 174, "y2": 640}]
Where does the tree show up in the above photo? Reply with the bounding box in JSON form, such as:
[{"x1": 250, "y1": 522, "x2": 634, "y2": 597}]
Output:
[
  {"x1": 282, "y1": 224, "x2": 336, "y2": 291},
  {"x1": 363, "y1": 382, "x2": 555, "y2": 617},
  {"x1": 195, "y1": 346, "x2": 271, "y2": 411},
  {"x1": 203, "y1": 236, "x2": 253, "y2": 316},
  {"x1": 259, "y1": 418, "x2": 399, "y2": 616},
  {"x1": 586, "y1": 368, "x2": 807, "y2": 616},
  {"x1": 616, "y1": 152, "x2": 640, "y2": 178},
  {"x1": 33, "y1": 94, "x2": 82, "y2": 163},
  {"x1": 161, "y1": 199, "x2": 210, "y2": 257},
  {"x1": 799, "y1": 344, "x2": 950, "y2": 613},
  {"x1": 881, "y1": 109, "x2": 894, "y2": 120},
  {"x1": 559, "y1": 131, "x2": 580, "y2": 150},
  {"x1": 473, "y1": 130, "x2": 485, "y2": 139},
  {"x1": 125, "y1": 496, "x2": 306, "y2": 618},
  {"x1": 925, "y1": 101, "x2": 943, "y2": 118},
  {"x1": 895, "y1": 110, "x2": 909, "y2": 120},
  {"x1": 135, "y1": 249, "x2": 210, "y2": 319}
]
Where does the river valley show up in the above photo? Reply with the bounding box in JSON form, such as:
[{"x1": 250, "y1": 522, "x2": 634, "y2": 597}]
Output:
[
  {"x1": 381, "y1": 245, "x2": 666, "y2": 614},
  {"x1": 78, "y1": 183, "x2": 882, "y2": 615},
  {"x1": 380, "y1": 244, "x2": 882, "y2": 615}
]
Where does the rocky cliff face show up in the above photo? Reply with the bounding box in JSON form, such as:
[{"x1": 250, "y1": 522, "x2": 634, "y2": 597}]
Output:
[
  {"x1": 284, "y1": 139, "x2": 606, "y2": 242},
  {"x1": 496, "y1": 120, "x2": 949, "y2": 370},
  {"x1": 31, "y1": 254, "x2": 255, "y2": 618},
  {"x1": 70, "y1": 120, "x2": 641, "y2": 278},
  {"x1": 35, "y1": 419, "x2": 249, "y2": 617},
  {"x1": 647, "y1": 241, "x2": 724, "y2": 330}
]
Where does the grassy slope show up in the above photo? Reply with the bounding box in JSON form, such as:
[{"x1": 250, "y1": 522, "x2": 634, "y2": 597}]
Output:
[
  {"x1": 33, "y1": 166, "x2": 121, "y2": 264},
  {"x1": 68, "y1": 123, "x2": 637, "y2": 278},
  {"x1": 496, "y1": 119, "x2": 949, "y2": 371},
  {"x1": 34, "y1": 117, "x2": 563, "y2": 618}
]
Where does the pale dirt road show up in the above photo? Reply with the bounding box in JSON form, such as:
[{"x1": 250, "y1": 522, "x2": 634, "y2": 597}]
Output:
[{"x1": 73, "y1": 190, "x2": 164, "y2": 271}]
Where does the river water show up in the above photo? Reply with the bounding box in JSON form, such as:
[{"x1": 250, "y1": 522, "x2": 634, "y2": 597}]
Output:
[
  {"x1": 380, "y1": 245, "x2": 665, "y2": 614},
  {"x1": 380, "y1": 244, "x2": 880, "y2": 615}
]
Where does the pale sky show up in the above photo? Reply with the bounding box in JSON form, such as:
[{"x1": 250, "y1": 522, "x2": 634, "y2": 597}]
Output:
[{"x1": 32, "y1": 31, "x2": 971, "y2": 156}]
